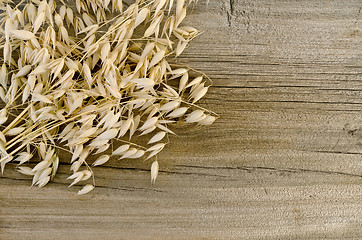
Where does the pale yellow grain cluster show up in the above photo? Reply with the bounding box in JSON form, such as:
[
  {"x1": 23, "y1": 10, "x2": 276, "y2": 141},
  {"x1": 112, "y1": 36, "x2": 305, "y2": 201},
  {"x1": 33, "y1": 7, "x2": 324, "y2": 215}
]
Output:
[{"x1": 0, "y1": 0, "x2": 216, "y2": 194}]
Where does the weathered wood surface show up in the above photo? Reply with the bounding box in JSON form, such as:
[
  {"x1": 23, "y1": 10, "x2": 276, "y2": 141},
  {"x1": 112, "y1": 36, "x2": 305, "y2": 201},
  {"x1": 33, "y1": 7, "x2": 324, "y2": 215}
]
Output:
[{"x1": 1, "y1": 0, "x2": 362, "y2": 239}]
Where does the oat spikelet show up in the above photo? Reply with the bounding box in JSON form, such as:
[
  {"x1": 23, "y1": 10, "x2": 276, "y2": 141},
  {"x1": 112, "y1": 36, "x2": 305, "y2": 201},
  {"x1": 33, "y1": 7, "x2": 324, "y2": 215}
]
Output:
[
  {"x1": 78, "y1": 184, "x2": 94, "y2": 195},
  {"x1": 151, "y1": 160, "x2": 159, "y2": 184}
]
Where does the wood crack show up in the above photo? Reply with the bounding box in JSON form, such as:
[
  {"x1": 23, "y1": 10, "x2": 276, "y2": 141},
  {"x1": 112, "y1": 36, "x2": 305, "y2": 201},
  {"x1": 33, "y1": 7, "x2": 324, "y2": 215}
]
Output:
[
  {"x1": 307, "y1": 150, "x2": 362, "y2": 156},
  {"x1": 6, "y1": 162, "x2": 225, "y2": 178},
  {"x1": 0, "y1": 176, "x2": 164, "y2": 192},
  {"x1": 229, "y1": 0, "x2": 235, "y2": 15},
  {"x1": 176, "y1": 164, "x2": 362, "y2": 178},
  {"x1": 90, "y1": 164, "x2": 225, "y2": 178},
  {"x1": 226, "y1": 0, "x2": 235, "y2": 27},
  {"x1": 203, "y1": 98, "x2": 362, "y2": 105}
]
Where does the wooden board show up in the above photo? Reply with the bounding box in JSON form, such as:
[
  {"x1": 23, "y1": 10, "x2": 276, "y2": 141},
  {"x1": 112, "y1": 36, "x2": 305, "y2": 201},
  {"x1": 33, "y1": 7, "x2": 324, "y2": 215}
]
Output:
[{"x1": 1, "y1": 0, "x2": 362, "y2": 239}]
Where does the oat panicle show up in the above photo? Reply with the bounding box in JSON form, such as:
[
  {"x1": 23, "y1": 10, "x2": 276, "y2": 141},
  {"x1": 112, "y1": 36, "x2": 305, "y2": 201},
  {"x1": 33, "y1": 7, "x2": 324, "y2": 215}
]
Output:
[{"x1": 0, "y1": 0, "x2": 217, "y2": 194}]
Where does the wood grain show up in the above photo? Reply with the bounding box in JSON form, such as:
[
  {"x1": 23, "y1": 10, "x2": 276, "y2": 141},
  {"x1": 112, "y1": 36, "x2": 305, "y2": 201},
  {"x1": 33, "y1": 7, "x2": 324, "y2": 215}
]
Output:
[{"x1": 1, "y1": 0, "x2": 362, "y2": 239}]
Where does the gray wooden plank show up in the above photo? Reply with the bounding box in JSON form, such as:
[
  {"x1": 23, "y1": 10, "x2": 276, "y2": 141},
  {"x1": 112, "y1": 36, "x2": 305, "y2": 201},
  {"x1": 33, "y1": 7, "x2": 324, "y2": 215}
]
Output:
[{"x1": 1, "y1": 0, "x2": 362, "y2": 239}]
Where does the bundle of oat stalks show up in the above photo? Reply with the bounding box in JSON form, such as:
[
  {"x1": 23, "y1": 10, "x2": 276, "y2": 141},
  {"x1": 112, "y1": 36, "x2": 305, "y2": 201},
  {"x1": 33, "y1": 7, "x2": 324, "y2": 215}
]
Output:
[{"x1": 0, "y1": 0, "x2": 215, "y2": 194}]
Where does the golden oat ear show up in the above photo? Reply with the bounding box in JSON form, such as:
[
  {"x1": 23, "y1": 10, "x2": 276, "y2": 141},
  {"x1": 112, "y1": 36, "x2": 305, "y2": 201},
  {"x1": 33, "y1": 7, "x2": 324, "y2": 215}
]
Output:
[{"x1": 0, "y1": 0, "x2": 215, "y2": 194}]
